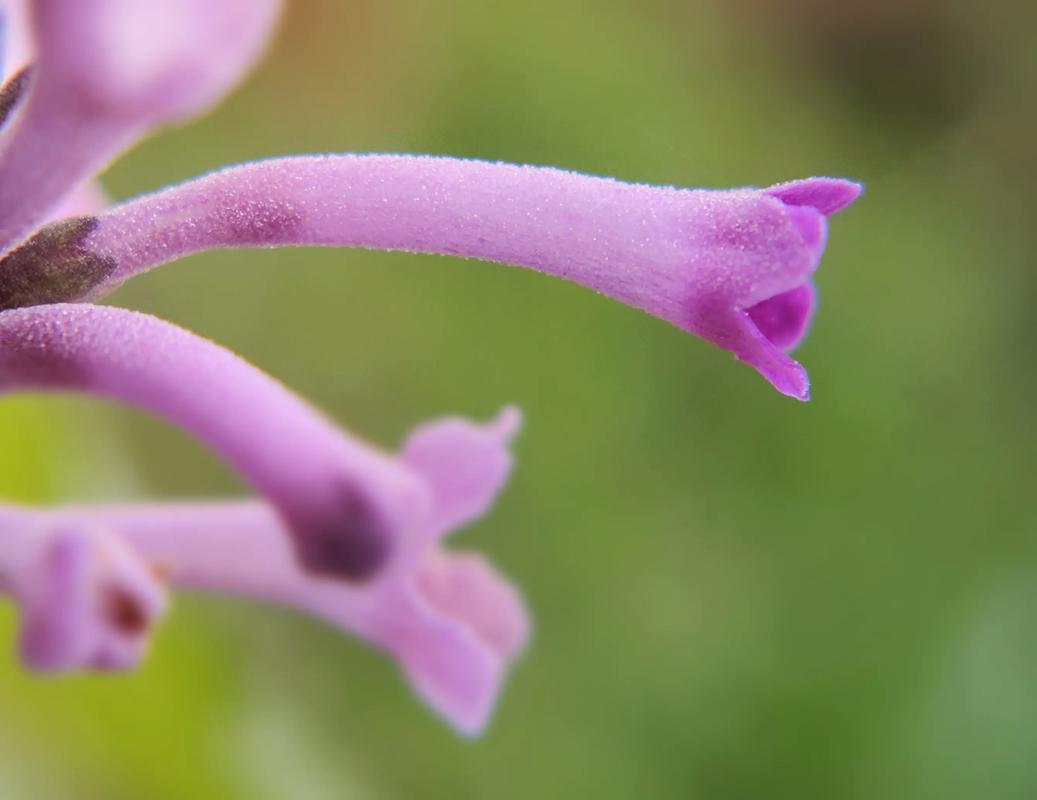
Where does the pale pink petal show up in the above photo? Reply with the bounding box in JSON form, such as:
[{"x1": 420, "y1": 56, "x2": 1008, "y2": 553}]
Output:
[
  {"x1": 416, "y1": 549, "x2": 531, "y2": 663},
  {"x1": 402, "y1": 406, "x2": 522, "y2": 539},
  {"x1": 0, "y1": 0, "x2": 282, "y2": 251},
  {"x1": 31, "y1": 0, "x2": 282, "y2": 125}
]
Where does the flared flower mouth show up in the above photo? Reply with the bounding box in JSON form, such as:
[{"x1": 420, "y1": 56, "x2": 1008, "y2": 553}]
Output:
[
  {"x1": 708, "y1": 177, "x2": 861, "y2": 401},
  {"x1": 747, "y1": 281, "x2": 818, "y2": 353},
  {"x1": 745, "y1": 199, "x2": 829, "y2": 353}
]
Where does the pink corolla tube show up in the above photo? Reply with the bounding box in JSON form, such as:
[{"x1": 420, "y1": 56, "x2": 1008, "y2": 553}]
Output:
[
  {"x1": 0, "y1": 158, "x2": 860, "y2": 399},
  {"x1": 0, "y1": 303, "x2": 522, "y2": 581},
  {"x1": 0, "y1": 500, "x2": 530, "y2": 735}
]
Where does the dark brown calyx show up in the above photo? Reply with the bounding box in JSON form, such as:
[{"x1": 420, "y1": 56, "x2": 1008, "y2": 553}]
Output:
[
  {"x1": 0, "y1": 217, "x2": 117, "y2": 310},
  {"x1": 0, "y1": 66, "x2": 33, "y2": 129}
]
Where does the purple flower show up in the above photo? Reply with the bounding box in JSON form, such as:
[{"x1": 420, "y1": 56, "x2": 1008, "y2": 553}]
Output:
[
  {"x1": 0, "y1": 158, "x2": 859, "y2": 400},
  {"x1": 7, "y1": 521, "x2": 169, "y2": 672},
  {"x1": 0, "y1": 303, "x2": 529, "y2": 733},
  {"x1": 0, "y1": 0, "x2": 860, "y2": 733},
  {"x1": 0, "y1": 303, "x2": 523, "y2": 578},
  {"x1": 0, "y1": 500, "x2": 529, "y2": 735}
]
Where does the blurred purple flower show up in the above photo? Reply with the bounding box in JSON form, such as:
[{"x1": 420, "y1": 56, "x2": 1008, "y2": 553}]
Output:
[
  {"x1": 0, "y1": 498, "x2": 529, "y2": 735},
  {"x1": 0, "y1": 0, "x2": 859, "y2": 733},
  {"x1": 0, "y1": 303, "x2": 528, "y2": 734}
]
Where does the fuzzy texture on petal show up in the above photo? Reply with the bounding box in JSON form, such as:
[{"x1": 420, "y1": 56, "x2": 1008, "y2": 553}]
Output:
[{"x1": 1, "y1": 157, "x2": 860, "y2": 397}]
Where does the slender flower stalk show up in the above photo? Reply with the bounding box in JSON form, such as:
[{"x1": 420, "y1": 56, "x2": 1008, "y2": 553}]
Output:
[
  {"x1": 0, "y1": 156, "x2": 859, "y2": 398},
  {"x1": 0, "y1": 303, "x2": 522, "y2": 580},
  {"x1": 0, "y1": 500, "x2": 530, "y2": 735}
]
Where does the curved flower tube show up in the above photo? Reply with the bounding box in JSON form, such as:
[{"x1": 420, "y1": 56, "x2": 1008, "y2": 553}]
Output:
[
  {"x1": 0, "y1": 500, "x2": 530, "y2": 735},
  {"x1": 0, "y1": 157, "x2": 860, "y2": 398},
  {"x1": 0, "y1": 303, "x2": 522, "y2": 580},
  {"x1": 0, "y1": 0, "x2": 281, "y2": 251}
]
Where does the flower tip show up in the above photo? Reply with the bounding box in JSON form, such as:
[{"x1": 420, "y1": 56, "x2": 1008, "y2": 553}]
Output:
[
  {"x1": 781, "y1": 365, "x2": 811, "y2": 402},
  {"x1": 489, "y1": 405, "x2": 523, "y2": 442},
  {"x1": 17, "y1": 525, "x2": 168, "y2": 672},
  {"x1": 728, "y1": 315, "x2": 812, "y2": 401},
  {"x1": 401, "y1": 549, "x2": 531, "y2": 735},
  {"x1": 763, "y1": 369, "x2": 808, "y2": 404},
  {"x1": 758, "y1": 353, "x2": 811, "y2": 401},
  {"x1": 765, "y1": 177, "x2": 863, "y2": 216},
  {"x1": 397, "y1": 616, "x2": 504, "y2": 737},
  {"x1": 402, "y1": 408, "x2": 522, "y2": 539}
]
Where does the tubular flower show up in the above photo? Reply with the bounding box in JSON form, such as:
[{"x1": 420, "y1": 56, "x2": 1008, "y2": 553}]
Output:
[
  {"x1": 0, "y1": 157, "x2": 859, "y2": 399},
  {"x1": 0, "y1": 303, "x2": 528, "y2": 733},
  {"x1": 0, "y1": 501, "x2": 530, "y2": 735},
  {"x1": 0, "y1": 0, "x2": 860, "y2": 735},
  {"x1": 0, "y1": 304, "x2": 524, "y2": 579}
]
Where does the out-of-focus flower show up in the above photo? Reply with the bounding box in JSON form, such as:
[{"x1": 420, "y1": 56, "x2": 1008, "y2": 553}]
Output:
[
  {"x1": 0, "y1": 499, "x2": 529, "y2": 735},
  {"x1": 0, "y1": 304, "x2": 523, "y2": 578},
  {"x1": 4, "y1": 520, "x2": 168, "y2": 672},
  {"x1": 0, "y1": 0, "x2": 281, "y2": 249}
]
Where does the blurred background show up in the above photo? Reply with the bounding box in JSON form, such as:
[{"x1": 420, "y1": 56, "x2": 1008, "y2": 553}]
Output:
[{"x1": 2, "y1": 0, "x2": 1035, "y2": 796}]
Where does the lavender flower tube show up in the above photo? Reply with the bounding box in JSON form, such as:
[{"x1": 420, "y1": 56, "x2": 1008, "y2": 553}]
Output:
[
  {"x1": 0, "y1": 500, "x2": 530, "y2": 735},
  {"x1": 0, "y1": 303, "x2": 522, "y2": 580},
  {"x1": 0, "y1": 157, "x2": 860, "y2": 398}
]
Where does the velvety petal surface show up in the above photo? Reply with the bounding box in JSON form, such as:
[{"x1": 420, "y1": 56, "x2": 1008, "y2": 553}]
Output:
[{"x1": 0, "y1": 156, "x2": 860, "y2": 398}]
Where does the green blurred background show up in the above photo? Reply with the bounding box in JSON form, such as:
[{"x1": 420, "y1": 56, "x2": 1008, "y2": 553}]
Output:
[{"x1": 2, "y1": 0, "x2": 1036, "y2": 796}]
